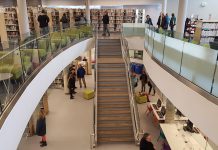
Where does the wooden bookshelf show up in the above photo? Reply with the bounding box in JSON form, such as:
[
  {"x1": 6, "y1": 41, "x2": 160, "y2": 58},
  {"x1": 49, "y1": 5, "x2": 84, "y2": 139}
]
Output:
[{"x1": 194, "y1": 20, "x2": 218, "y2": 45}]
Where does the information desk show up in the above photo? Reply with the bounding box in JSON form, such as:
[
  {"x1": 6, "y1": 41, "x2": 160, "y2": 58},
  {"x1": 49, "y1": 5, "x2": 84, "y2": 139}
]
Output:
[
  {"x1": 160, "y1": 123, "x2": 213, "y2": 150},
  {"x1": 150, "y1": 102, "x2": 165, "y2": 122}
]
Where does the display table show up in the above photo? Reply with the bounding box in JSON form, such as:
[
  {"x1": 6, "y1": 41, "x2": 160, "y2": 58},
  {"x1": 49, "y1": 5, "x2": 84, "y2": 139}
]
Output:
[
  {"x1": 150, "y1": 102, "x2": 165, "y2": 122},
  {"x1": 160, "y1": 123, "x2": 213, "y2": 150}
]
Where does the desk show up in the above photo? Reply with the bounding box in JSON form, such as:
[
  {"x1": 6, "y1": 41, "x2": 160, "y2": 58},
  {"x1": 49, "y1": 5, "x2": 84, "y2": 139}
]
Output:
[
  {"x1": 150, "y1": 102, "x2": 165, "y2": 122},
  {"x1": 160, "y1": 123, "x2": 213, "y2": 150},
  {"x1": 0, "y1": 73, "x2": 13, "y2": 94}
]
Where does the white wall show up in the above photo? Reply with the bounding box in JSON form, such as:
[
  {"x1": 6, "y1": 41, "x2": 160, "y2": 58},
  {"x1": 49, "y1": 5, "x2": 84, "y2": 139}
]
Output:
[
  {"x1": 167, "y1": 0, "x2": 218, "y2": 20},
  {"x1": 0, "y1": 38, "x2": 94, "y2": 150}
]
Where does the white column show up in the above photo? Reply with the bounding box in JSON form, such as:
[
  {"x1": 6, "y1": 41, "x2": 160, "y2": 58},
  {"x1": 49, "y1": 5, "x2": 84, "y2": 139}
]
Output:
[
  {"x1": 162, "y1": 0, "x2": 168, "y2": 14},
  {"x1": 85, "y1": 0, "x2": 91, "y2": 24},
  {"x1": 176, "y1": 0, "x2": 188, "y2": 34},
  {"x1": 17, "y1": 0, "x2": 30, "y2": 40}
]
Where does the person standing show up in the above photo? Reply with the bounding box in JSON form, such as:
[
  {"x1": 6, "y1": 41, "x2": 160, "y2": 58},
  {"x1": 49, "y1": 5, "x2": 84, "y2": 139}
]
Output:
[
  {"x1": 140, "y1": 71, "x2": 148, "y2": 92},
  {"x1": 79, "y1": 12, "x2": 87, "y2": 26},
  {"x1": 60, "y1": 13, "x2": 69, "y2": 29},
  {"x1": 165, "y1": 13, "x2": 170, "y2": 30},
  {"x1": 77, "y1": 64, "x2": 86, "y2": 88},
  {"x1": 37, "y1": 9, "x2": 50, "y2": 35},
  {"x1": 102, "y1": 11, "x2": 110, "y2": 36},
  {"x1": 157, "y1": 12, "x2": 165, "y2": 32},
  {"x1": 140, "y1": 133, "x2": 155, "y2": 150},
  {"x1": 170, "y1": 13, "x2": 176, "y2": 37},
  {"x1": 148, "y1": 80, "x2": 155, "y2": 96},
  {"x1": 68, "y1": 69, "x2": 76, "y2": 99},
  {"x1": 145, "y1": 15, "x2": 153, "y2": 26},
  {"x1": 36, "y1": 108, "x2": 47, "y2": 147}
]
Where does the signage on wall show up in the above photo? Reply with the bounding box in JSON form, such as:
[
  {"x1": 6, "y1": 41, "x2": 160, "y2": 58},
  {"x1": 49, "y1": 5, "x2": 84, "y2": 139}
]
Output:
[{"x1": 201, "y1": 1, "x2": 207, "y2": 7}]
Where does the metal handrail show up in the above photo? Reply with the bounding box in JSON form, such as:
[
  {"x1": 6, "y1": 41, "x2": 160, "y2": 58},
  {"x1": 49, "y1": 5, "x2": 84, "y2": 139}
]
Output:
[
  {"x1": 120, "y1": 32, "x2": 143, "y2": 144},
  {"x1": 90, "y1": 24, "x2": 98, "y2": 149}
]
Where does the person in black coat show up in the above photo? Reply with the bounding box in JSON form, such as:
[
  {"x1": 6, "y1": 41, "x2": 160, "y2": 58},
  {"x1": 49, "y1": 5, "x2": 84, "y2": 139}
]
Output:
[
  {"x1": 37, "y1": 9, "x2": 50, "y2": 35},
  {"x1": 145, "y1": 15, "x2": 153, "y2": 26},
  {"x1": 68, "y1": 69, "x2": 76, "y2": 99},
  {"x1": 102, "y1": 11, "x2": 110, "y2": 36},
  {"x1": 148, "y1": 80, "x2": 155, "y2": 96},
  {"x1": 140, "y1": 71, "x2": 148, "y2": 92},
  {"x1": 36, "y1": 108, "x2": 47, "y2": 147},
  {"x1": 140, "y1": 133, "x2": 155, "y2": 150}
]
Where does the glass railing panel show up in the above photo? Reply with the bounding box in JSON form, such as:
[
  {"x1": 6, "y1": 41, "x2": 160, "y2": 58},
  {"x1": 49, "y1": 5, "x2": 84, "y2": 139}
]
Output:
[
  {"x1": 163, "y1": 36, "x2": 184, "y2": 73},
  {"x1": 144, "y1": 27, "x2": 150, "y2": 49},
  {"x1": 19, "y1": 39, "x2": 39, "y2": 80},
  {"x1": 123, "y1": 27, "x2": 134, "y2": 37},
  {"x1": 152, "y1": 31, "x2": 165, "y2": 62},
  {"x1": 181, "y1": 42, "x2": 218, "y2": 92},
  {"x1": 0, "y1": 50, "x2": 25, "y2": 113},
  {"x1": 212, "y1": 62, "x2": 218, "y2": 97},
  {"x1": 148, "y1": 29, "x2": 154, "y2": 54}
]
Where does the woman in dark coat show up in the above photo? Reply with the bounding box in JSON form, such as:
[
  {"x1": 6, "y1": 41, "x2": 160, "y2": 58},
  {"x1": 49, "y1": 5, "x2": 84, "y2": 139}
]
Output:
[
  {"x1": 140, "y1": 133, "x2": 155, "y2": 150},
  {"x1": 36, "y1": 108, "x2": 47, "y2": 147}
]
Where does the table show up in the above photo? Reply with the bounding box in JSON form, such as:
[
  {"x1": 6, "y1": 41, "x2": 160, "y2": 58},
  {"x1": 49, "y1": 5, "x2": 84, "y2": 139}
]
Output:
[
  {"x1": 0, "y1": 73, "x2": 13, "y2": 94},
  {"x1": 150, "y1": 102, "x2": 165, "y2": 122},
  {"x1": 160, "y1": 123, "x2": 213, "y2": 150}
]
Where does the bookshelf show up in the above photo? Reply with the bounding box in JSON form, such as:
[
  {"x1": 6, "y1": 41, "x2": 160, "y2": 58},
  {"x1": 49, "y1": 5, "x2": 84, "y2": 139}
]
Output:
[
  {"x1": 51, "y1": 9, "x2": 60, "y2": 31},
  {"x1": 27, "y1": 7, "x2": 35, "y2": 35},
  {"x1": 194, "y1": 20, "x2": 218, "y2": 45},
  {"x1": 90, "y1": 9, "x2": 136, "y2": 32},
  {"x1": 4, "y1": 7, "x2": 20, "y2": 42}
]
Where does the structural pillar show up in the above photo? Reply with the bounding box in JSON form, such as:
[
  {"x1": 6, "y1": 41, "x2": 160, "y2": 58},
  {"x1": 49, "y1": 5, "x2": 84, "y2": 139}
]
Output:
[
  {"x1": 176, "y1": 0, "x2": 188, "y2": 35},
  {"x1": 162, "y1": 0, "x2": 168, "y2": 14},
  {"x1": 88, "y1": 50, "x2": 92, "y2": 75},
  {"x1": 85, "y1": 0, "x2": 91, "y2": 24},
  {"x1": 165, "y1": 99, "x2": 175, "y2": 123},
  {"x1": 63, "y1": 68, "x2": 69, "y2": 94},
  {"x1": 17, "y1": 0, "x2": 30, "y2": 41}
]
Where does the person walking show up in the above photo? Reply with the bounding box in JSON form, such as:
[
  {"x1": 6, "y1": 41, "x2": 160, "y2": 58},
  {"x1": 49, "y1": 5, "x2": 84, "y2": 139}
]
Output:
[
  {"x1": 36, "y1": 108, "x2": 47, "y2": 147},
  {"x1": 37, "y1": 9, "x2": 50, "y2": 35},
  {"x1": 157, "y1": 12, "x2": 165, "y2": 32},
  {"x1": 102, "y1": 11, "x2": 110, "y2": 36},
  {"x1": 77, "y1": 64, "x2": 86, "y2": 88},
  {"x1": 140, "y1": 71, "x2": 148, "y2": 92},
  {"x1": 170, "y1": 13, "x2": 176, "y2": 37},
  {"x1": 60, "y1": 13, "x2": 69, "y2": 29},
  {"x1": 68, "y1": 69, "x2": 76, "y2": 99},
  {"x1": 145, "y1": 15, "x2": 153, "y2": 26},
  {"x1": 140, "y1": 133, "x2": 155, "y2": 150},
  {"x1": 165, "y1": 13, "x2": 170, "y2": 30},
  {"x1": 148, "y1": 80, "x2": 155, "y2": 96},
  {"x1": 79, "y1": 12, "x2": 87, "y2": 26}
]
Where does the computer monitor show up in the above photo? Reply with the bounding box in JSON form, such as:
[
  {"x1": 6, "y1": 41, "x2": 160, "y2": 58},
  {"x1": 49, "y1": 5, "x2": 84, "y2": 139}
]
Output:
[
  {"x1": 156, "y1": 99, "x2": 162, "y2": 108},
  {"x1": 160, "y1": 106, "x2": 166, "y2": 116},
  {"x1": 183, "y1": 120, "x2": 194, "y2": 133}
]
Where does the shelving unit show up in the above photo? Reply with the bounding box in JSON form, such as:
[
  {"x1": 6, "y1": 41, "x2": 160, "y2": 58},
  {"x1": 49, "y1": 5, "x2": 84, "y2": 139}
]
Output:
[
  {"x1": 27, "y1": 7, "x2": 35, "y2": 35},
  {"x1": 90, "y1": 9, "x2": 136, "y2": 32},
  {"x1": 51, "y1": 9, "x2": 60, "y2": 31},
  {"x1": 194, "y1": 20, "x2": 218, "y2": 45},
  {"x1": 4, "y1": 7, "x2": 20, "y2": 42}
]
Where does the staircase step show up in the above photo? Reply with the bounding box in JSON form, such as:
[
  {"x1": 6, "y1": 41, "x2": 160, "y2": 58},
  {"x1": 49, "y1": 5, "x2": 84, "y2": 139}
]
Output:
[
  {"x1": 98, "y1": 87, "x2": 128, "y2": 91},
  {"x1": 98, "y1": 122, "x2": 132, "y2": 127},
  {"x1": 98, "y1": 69, "x2": 125, "y2": 73},
  {"x1": 98, "y1": 103, "x2": 130, "y2": 108},
  {"x1": 98, "y1": 93, "x2": 129, "y2": 97},
  {"x1": 97, "y1": 137, "x2": 134, "y2": 143},
  {"x1": 98, "y1": 130, "x2": 133, "y2": 136},
  {"x1": 98, "y1": 78, "x2": 127, "y2": 82},
  {"x1": 98, "y1": 115, "x2": 132, "y2": 121},
  {"x1": 98, "y1": 109, "x2": 131, "y2": 115}
]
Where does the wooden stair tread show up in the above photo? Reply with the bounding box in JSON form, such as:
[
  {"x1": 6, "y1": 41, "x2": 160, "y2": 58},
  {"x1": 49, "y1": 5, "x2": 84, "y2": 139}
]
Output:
[
  {"x1": 98, "y1": 130, "x2": 133, "y2": 135},
  {"x1": 98, "y1": 109, "x2": 131, "y2": 114},
  {"x1": 98, "y1": 116, "x2": 132, "y2": 121},
  {"x1": 98, "y1": 58, "x2": 124, "y2": 64},
  {"x1": 97, "y1": 137, "x2": 134, "y2": 143}
]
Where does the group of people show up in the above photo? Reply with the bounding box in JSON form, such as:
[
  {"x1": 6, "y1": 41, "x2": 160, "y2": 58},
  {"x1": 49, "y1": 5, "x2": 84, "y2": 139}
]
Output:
[
  {"x1": 145, "y1": 12, "x2": 176, "y2": 37},
  {"x1": 68, "y1": 64, "x2": 87, "y2": 99},
  {"x1": 37, "y1": 9, "x2": 87, "y2": 36}
]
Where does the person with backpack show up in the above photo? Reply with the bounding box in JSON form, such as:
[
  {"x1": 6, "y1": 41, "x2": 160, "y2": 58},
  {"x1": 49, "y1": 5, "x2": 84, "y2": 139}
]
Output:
[
  {"x1": 102, "y1": 11, "x2": 110, "y2": 36},
  {"x1": 77, "y1": 64, "x2": 86, "y2": 88},
  {"x1": 170, "y1": 13, "x2": 176, "y2": 37},
  {"x1": 60, "y1": 13, "x2": 69, "y2": 29},
  {"x1": 37, "y1": 9, "x2": 50, "y2": 35}
]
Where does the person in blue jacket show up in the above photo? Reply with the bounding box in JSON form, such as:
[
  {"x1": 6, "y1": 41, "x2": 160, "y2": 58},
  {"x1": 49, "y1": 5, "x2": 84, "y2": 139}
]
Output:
[
  {"x1": 77, "y1": 64, "x2": 86, "y2": 88},
  {"x1": 36, "y1": 108, "x2": 47, "y2": 147}
]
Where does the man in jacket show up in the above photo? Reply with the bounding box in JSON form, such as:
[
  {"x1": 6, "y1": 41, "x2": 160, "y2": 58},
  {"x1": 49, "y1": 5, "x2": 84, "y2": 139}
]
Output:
[
  {"x1": 140, "y1": 133, "x2": 155, "y2": 150},
  {"x1": 145, "y1": 15, "x2": 153, "y2": 26},
  {"x1": 60, "y1": 13, "x2": 69, "y2": 29},
  {"x1": 68, "y1": 69, "x2": 76, "y2": 99},
  {"x1": 170, "y1": 13, "x2": 176, "y2": 37},
  {"x1": 77, "y1": 64, "x2": 86, "y2": 88},
  {"x1": 37, "y1": 9, "x2": 50, "y2": 35},
  {"x1": 140, "y1": 71, "x2": 148, "y2": 92},
  {"x1": 102, "y1": 11, "x2": 110, "y2": 36}
]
